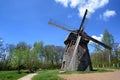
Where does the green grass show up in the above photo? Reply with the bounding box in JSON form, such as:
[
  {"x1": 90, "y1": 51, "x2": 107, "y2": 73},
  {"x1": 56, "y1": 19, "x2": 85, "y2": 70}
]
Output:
[
  {"x1": 0, "y1": 69, "x2": 113, "y2": 80},
  {"x1": 0, "y1": 70, "x2": 27, "y2": 80},
  {"x1": 32, "y1": 70, "x2": 64, "y2": 80},
  {"x1": 32, "y1": 69, "x2": 113, "y2": 80},
  {"x1": 60, "y1": 69, "x2": 113, "y2": 74}
]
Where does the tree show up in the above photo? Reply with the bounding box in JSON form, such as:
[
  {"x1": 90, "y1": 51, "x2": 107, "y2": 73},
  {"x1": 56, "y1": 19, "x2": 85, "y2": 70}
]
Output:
[
  {"x1": 112, "y1": 43, "x2": 120, "y2": 65},
  {"x1": 44, "y1": 45, "x2": 54, "y2": 64},
  {"x1": 34, "y1": 41, "x2": 44, "y2": 62},
  {"x1": 113, "y1": 43, "x2": 120, "y2": 60},
  {"x1": 91, "y1": 29, "x2": 114, "y2": 68},
  {"x1": 102, "y1": 29, "x2": 114, "y2": 64},
  {"x1": 24, "y1": 41, "x2": 43, "y2": 72},
  {"x1": 9, "y1": 44, "x2": 17, "y2": 70},
  {"x1": 50, "y1": 45, "x2": 64, "y2": 64},
  {"x1": 116, "y1": 50, "x2": 120, "y2": 61},
  {"x1": 23, "y1": 46, "x2": 31, "y2": 72},
  {"x1": 0, "y1": 38, "x2": 9, "y2": 70},
  {"x1": 43, "y1": 45, "x2": 64, "y2": 69},
  {"x1": 9, "y1": 42, "x2": 29, "y2": 73},
  {"x1": 9, "y1": 41, "x2": 44, "y2": 72}
]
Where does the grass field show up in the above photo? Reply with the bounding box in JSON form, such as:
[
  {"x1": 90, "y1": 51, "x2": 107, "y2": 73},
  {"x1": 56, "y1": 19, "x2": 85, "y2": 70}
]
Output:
[
  {"x1": 0, "y1": 69, "x2": 114, "y2": 80},
  {"x1": 0, "y1": 70, "x2": 27, "y2": 80},
  {"x1": 60, "y1": 69, "x2": 113, "y2": 74},
  {"x1": 32, "y1": 69, "x2": 113, "y2": 80}
]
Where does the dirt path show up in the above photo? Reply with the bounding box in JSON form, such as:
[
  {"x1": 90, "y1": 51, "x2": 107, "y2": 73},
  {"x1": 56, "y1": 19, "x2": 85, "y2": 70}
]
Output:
[
  {"x1": 59, "y1": 70, "x2": 120, "y2": 80},
  {"x1": 18, "y1": 73, "x2": 37, "y2": 80}
]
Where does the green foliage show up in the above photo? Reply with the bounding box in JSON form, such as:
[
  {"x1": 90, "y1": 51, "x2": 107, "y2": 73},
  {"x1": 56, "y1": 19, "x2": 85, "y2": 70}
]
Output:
[
  {"x1": 1, "y1": 38, "x2": 64, "y2": 71},
  {"x1": 0, "y1": 70, "x2": 27, "y2": 80},
  {"x1": 91, "y1": 29, "x2": 120, "y2": 68},
  {"x1": 28, "y1": 41, "x2": 44, "y2": 72},
  {"x1": 102, "y1": 29, "x2": 114, "y2": 48},
  {"x1": 39, "y1": 63, "x2": 61, "y2": 69},
  {"x1": 114, "y1": 48, "x2": 120, "y2": 61},
  {"x1": 9, "y1": 42, "x2": 29, "y2": 73},
  {"x1": 91, "y1": 51, "x2": 110, "y2": 66},
  {"x1": 32, "y1": 70, "x2": 64, "y2": 80},
  {"x1": 9, "y1": 41, "x2": 45, "y2": 72},
  {"x1": 44, "y1": 45, "x2": 63, "y2": 65},
  {"x1": 45, "y1": 46, "x2": 54, "y2": 63},
  {"x1": 102, "y1": 29, "x2": 114, "y2": 63},
  {"x1": 0, "y1": 38, "x2": 10, "y2": 70}
]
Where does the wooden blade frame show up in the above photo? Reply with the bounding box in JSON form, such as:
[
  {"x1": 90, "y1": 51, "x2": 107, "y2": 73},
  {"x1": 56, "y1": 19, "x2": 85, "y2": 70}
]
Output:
[
  {"x1": 48, "y1": 21, "x2": 76, "y2": 33},
  {"x1": 78, "y1": 9, "x2": 88, "y2": 33},
  {"x1": 81, "y1": 33, "x2": 112, "y2": 50}
]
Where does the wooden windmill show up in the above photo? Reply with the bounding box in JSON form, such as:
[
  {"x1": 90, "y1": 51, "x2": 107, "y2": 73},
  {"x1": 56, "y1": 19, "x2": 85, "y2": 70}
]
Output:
[{"x1": 48, "y1": 9, "x2": 111, "y2": 71}]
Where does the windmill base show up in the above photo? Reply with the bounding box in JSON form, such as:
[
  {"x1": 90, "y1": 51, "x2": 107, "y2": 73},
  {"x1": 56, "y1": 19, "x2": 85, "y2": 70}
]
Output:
[
  {"x1": 61, "y1": 33, "x2": 93, "y2": 71},
  {"x1": 61, "y1": 45, "x2": 92, "y2": 71}
]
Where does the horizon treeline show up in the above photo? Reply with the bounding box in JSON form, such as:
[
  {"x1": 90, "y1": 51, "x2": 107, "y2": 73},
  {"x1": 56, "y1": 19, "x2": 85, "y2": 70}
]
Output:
[
  {"x1": 0, "y1": 29, "x2": 120, "y2": 73},
  {"x1": 0, "y1": 40, "x2": 64, "y2": 73}
]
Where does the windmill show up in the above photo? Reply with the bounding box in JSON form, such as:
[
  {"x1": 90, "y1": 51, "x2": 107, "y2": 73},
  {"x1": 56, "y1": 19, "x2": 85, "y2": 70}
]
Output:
[{"x1": 48, "y1": 9, "x2": 111, "y2": 71}]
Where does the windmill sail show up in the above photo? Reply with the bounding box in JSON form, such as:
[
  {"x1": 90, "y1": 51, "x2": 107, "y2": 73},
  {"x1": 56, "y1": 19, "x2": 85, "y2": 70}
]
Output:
[
  {"x1": 68, "y1": 9, "x2": 88, "y2": 70},
  {"x1": 68, "y1": 36, "x2": 81, "y2": 70},
  {"x1": 81, "y1": 33, "x2": 112, "y2": 50},
  {"x1": 48, "y1": 20, "x2": 76, "y2": 33}
]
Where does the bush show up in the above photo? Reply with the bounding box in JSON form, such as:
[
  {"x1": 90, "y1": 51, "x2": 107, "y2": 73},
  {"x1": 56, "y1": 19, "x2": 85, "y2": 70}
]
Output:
[{"x1": 39, "y1": 63, "x2": 62, "y2": 70}]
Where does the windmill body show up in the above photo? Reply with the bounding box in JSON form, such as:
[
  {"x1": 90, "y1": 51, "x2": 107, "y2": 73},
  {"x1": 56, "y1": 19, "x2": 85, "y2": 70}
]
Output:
[{"x1": 61, "y1": 32, "x2": 92, "y2": 71}]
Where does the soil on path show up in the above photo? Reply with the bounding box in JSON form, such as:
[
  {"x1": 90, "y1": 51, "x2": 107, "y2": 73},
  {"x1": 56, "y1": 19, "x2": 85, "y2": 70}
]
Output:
[
  {"x1": 59, "y1": 70, "x2": 120, "y2": 80},
  {"x1": 18, "y1": 73, "x2": 37, "y2": 80}
]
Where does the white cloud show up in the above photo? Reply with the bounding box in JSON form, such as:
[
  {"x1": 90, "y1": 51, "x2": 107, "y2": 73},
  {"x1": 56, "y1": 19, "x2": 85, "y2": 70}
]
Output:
[
  {"x1": 103, "y1": 10, "x2": 116, "y2": 18},
  {"x1": 99, "y1": 10, "x2": 116, "y2": 21},
  {"x1": 103, "y1": 10, "x2": 116, "y2": 20},
  {"x1": 70, "y1": 0, "x2": 81, "y2": 8},
  {"x1": 55, "y1": 0, "x2": 109, "y2": 17},
  {"x1": 89, "y1": 34, "x2": 103, "y2": 44},
  {"x1": 55, "y1": 0, "x2": 70, "y2": 7}
]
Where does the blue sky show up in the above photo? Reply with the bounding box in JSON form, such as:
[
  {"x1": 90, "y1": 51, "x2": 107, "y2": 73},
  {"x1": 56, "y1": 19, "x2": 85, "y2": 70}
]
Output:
[{"x1": 0, "y1": 0, "x2": 120, "y2": 49}]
